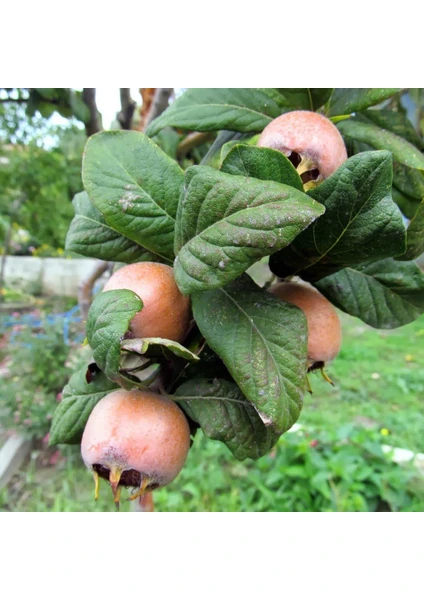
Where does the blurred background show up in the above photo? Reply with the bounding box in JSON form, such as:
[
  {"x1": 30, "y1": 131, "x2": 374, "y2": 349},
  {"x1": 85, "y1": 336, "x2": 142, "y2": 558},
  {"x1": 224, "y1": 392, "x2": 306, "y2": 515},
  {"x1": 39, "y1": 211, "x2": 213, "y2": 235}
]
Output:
[{"x1": 1, "y1": 88, "x2": 424, "y2": 512}]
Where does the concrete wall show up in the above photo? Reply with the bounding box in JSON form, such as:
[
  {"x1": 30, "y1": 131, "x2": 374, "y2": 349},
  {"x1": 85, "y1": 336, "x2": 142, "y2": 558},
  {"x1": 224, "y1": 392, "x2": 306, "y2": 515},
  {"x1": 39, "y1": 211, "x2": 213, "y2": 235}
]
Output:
[
  {"x1": 3, "y1": 256, "x2": 107, "y2": 297},
  {"x1": 3, "y1": 253, "x2": 424, "y2": 299}
]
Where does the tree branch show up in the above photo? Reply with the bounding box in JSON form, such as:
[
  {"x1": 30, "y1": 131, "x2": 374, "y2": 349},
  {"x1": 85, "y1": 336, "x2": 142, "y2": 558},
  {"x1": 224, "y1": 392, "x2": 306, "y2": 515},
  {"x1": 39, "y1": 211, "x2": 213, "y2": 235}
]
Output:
[
  {"x1": 77, "y1": 260, "x2": 113, "y2": 320},
  {"x1": 143, "y1": 88, "x2": 173, "y2": 131},
  {"x1": 82, "y1": 88, "x2": 102, "y2": 136},
  {"x1": 117, "y1": 88, "x2": 136, "y2": 130},
  {"x1": 0, "y1": 98, "x2": 28, "y2": 104}
]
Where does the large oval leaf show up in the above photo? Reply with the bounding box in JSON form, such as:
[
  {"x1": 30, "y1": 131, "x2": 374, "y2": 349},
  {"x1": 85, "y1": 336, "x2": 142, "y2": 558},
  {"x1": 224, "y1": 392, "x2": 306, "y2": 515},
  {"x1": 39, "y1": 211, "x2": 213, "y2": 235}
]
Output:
[
  {"x1": 174, "y1": 378, "x2": 281, "y2": 460},
  {"x1": 146, "y1": 89, "x2": 291, "y2": 136},
  {"x1": 361, "y1": 109, "x2": 424, "y2": 150},
  {"x1": 174, "y1": 166, "x2": 324, "y2": 295},
  {"x1": 327, "y1": 88, "x2": 401, "y2": 117},
  {"x1": 337, "y1": 118, "x2": 424, "y2": 170},
  {"x1": 315, "y1": 258, "x2": 424, "y2": 328},
  {"x1": 192, "y1": 275, "x2": 308, "y2": 434},
  {"x1": 66, "y1": 192, "x2": 163, "y2": 264},
  {"x1": 270, "y1": 151, "x2": 406, "y2": 281},
  {"x1": 82, "y1": 131, "x2": 184, "y2": 261}
]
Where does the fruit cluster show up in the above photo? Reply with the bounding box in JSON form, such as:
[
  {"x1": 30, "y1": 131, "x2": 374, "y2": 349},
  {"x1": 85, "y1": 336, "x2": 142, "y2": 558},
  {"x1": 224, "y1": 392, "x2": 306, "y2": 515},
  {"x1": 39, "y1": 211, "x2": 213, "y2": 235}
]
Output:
[{"x1": 77, "y1": 111, "x2": 345, "y2": 509}]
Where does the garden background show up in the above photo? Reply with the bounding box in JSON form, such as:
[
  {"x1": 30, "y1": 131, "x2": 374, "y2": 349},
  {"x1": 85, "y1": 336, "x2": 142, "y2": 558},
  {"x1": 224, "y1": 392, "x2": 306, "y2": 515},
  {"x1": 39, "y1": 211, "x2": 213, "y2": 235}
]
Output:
[{"x1": 1, "y1": 88, "x2": 424, "y2": 512}]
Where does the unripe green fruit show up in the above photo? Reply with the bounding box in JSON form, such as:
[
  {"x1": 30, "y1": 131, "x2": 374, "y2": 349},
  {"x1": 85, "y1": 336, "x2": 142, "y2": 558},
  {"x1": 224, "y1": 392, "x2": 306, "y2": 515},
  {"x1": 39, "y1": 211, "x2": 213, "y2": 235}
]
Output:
[
  {"x1": 103, "y1": 262, "x2": 191, "y2": 343},
  {"x1": 81, "y1": 388, "x2": 191, "y2": 506},
  {"x1": 258, "y1": 110, "x2": 347, "y2": 188}
]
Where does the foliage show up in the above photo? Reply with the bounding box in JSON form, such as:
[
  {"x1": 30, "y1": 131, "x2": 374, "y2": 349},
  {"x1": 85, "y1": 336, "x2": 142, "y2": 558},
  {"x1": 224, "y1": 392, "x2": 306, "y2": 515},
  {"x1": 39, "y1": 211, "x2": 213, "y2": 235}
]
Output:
[
  {"x1": 52, "y1": 88, "x2": 424, "y2": 467},
  {"x1": 0, "y1": 91, "x2": 86, "y2": 255},
  {"x1": 0, "y1": 285, "x2": 36, "y2": 304},
  {"x1": 0, "y1": 131, "x2": 84, "y2": 252},
  {"x1": 0, "y1": 88, "x2": 89, "y2": 144},
  {"x1": 0, "y1": 86, "x2": 415, "y2": 511},
  {"x1": 1, "y1": 316, "x2": 75, "y2": 439}
]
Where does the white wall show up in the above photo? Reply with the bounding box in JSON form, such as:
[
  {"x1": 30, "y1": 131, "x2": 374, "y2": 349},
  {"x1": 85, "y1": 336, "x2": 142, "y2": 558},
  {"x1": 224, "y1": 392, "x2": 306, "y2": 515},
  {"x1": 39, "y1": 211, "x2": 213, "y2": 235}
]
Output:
[{"x1": 3, "y1": 256, "x2": 107, "y2": 297}]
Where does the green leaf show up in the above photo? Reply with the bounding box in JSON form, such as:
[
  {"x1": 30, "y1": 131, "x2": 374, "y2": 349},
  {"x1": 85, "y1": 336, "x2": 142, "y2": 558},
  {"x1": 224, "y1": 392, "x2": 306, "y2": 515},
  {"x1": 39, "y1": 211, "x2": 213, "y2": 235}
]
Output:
[
  {"x1": 121, "y1": 337, "x2": 200, "y2": 362},
  {"x1": 173, "y1": 166, "x2": 325, "y2": 294},
  {"x1": 392, "y1": 186, "x2": 422, "y2": 219},
  {"x1": 220, "y1": 144, "x2": 303, "y2": 190},
  {"x1": 174, "y1": 378, "x2": 280, "y2": 460},
  {"x1": 309, "y1": 89, "x2": 334, "y2": 111},
  {"x1": 354, "y1": 111, "x2": 424, "y2": 201},
  {"x1": 35, "y1": 88, "x2": 59, "y2": 100},
  {"x1": 152, "y1": 127, "x2": 181, "y2": 159},
  {"x1": 86, "y1": 289, "x2": 143, "y2": 381},
  {"x1": 315, "y1": 259, "x2": 424, "y2": 328},
  {"x1": 270, "y1": 151, "x2": 406, "y2": 281},
  {"x1": 344, "y1": 112, "x2": 424, "y2": 201},
  {"x1": 327, "y1": 89, "x2": 401, "y2": 117},
  {"x1": 220, "y1": 135, "x2": 260, "y2": 164},
  {"x1": 361, "y1": 109, "x2": 424, "y2": 150},
  {"x1": 65, "y1": 192, "x2": 163, "y2": 263},
  {"x1": 400, "y1": 199, "x2": 424, "y2": 261},
  {"x1": 69, "y1": 91, "x2": 91, "y2": 124},
  {"x1": 201, "y1": 131, "x2": 249, "y2": 168},
  {"x1": 276, "y1": 88, "x2": 333, "y2": 111},
  {"x1": 337, "y1": 118, "x2": 424, "y2": 170},
  {"x1": 49, "y1": 367, "x2": 119, "y2": 445},
  {"x1": 146, "y1": 89, "x2": 291, "y2": 136},
  {"x1": 82, "y1": 131, "x2": 184, "y2": 261},
  {"x1": 392, "y1": 161, "x2": 424, "y2": 201},
  {"x1": 192, "y1": 275, "x2": 308, "y2": 434}
]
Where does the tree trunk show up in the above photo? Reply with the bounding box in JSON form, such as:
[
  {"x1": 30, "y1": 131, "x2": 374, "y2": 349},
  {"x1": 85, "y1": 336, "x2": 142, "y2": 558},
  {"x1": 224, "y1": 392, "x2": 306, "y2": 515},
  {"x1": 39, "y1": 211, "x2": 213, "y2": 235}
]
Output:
[
  {"x1": 143, "y1": 88, "x2": 173, "y2": 131},
  {"x1": 117, "y1": 88, "x2": 136, "y2": 130},
  {"x1": 82, "y1": 88, "x2": 102, "y2": 136},
  {"x1": 77, "y1": 260, "x2": 113, "y2": 320}
]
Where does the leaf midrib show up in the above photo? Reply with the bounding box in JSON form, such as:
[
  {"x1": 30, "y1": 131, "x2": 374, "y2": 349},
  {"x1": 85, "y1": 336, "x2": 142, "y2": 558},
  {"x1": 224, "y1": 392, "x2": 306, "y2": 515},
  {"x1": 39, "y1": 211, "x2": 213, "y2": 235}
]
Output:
[{"x1": 219, "y1": 287, "x2": 291, "y2": 399}]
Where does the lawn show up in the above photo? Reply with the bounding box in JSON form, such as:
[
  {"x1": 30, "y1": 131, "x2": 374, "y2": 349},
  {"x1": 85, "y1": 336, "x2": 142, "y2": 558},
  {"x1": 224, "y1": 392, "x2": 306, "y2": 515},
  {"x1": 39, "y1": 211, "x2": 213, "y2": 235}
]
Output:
[{"x1": 303, "y1": 312, "x2": 424, "y2": 454}]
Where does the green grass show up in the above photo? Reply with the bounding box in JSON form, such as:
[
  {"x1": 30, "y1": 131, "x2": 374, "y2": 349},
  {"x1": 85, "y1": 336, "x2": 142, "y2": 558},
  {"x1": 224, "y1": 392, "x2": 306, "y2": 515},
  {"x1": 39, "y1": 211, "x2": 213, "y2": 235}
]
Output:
[{"x1": 303, "y1": 312, "x2": 424, "y2": 453}]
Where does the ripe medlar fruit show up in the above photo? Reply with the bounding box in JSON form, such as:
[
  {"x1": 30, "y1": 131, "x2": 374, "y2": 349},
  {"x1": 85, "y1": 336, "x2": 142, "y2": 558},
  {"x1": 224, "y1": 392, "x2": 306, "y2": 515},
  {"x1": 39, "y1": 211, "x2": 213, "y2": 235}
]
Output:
[
  {"x1": 103, "y1": 261, "x2": 191, "y2": 343},
  {"x1": 81, "y1": 388, "x2": 191, "y2": 506},
  {"x1": 258, "y1": 110, "x2": 347, "y2": 189},
  {"x1": 269, "y1": 281, "x2": 342, "y2": 369}
]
